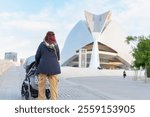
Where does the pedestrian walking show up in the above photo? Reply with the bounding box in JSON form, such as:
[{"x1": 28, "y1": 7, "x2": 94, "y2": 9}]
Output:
[
  {"x1": 123, "y1": 70, "x2": 126, "y2": 78},
  {"x1": 35, "y1": 31, "x2": 61, "y2": 100}
]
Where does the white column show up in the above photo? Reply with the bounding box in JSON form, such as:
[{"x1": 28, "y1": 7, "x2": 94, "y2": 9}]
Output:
[
  {"x1": 79, "y1": 49, "x2": 87, "y2": 68},
  {"x1": 89, "y1": 33, "x2": 100, "y2": 69}
]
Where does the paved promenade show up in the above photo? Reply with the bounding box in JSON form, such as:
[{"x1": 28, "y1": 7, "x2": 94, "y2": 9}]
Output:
[{"x1": 0, "y1": 66, "x2": 150, "y2": 100}]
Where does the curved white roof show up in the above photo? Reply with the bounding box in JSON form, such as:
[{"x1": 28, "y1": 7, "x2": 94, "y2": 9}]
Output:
[
  {"x1": 61, "y1": 20, "x2": 93, "y2": 64},
  {"x1": 100, "y1": 20, "x2": 132, "y2": 63}
]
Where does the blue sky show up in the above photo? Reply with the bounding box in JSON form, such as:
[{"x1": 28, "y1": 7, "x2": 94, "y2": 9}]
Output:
[{"x1": 0, "y1": 0, "x2": 150, "y2": 60}]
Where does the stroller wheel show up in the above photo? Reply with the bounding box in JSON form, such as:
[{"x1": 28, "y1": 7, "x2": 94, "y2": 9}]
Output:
[
  {"x1": 21, "y1": 87, "x2": 25, "y2": 96},
  {"x1": 46, "y1": 89, "x2": 50, "y2": 99},
  {"x1": 25, "y1": 91, "x2": 29, "y2": 100},
  {"x1": 21, "y1": 84, "x2": 26, "y2": 96}
]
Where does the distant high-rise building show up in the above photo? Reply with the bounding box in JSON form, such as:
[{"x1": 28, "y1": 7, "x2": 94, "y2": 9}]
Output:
[
  {"x1": 5, "y1": 52, "x2": 17, "y2": 61},
  {"x1": 61, "y1": 10, "x2": 132, "y2": 69}
]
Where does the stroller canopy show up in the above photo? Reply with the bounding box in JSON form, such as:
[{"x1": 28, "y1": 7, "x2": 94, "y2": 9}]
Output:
[{"x1": 23, "y1": 55, "x2": 35, "y2": 69}]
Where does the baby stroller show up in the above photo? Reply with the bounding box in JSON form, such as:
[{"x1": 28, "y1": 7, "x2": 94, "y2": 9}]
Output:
[{"x1": 21, "y1": 55, "x2": 50, "y2": 100}]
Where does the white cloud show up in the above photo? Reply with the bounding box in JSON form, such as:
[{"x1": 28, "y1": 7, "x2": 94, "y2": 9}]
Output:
[
  {"x1": 0, "y1": 12, "x2": 54, "y2": 31},
  {"x1": 114, "y1": 0, "x2": 150, "y2": 35},
  {"x1": 3, "y1": 20, "x2": 52, "y2": 30},
  {"x1": 0, "y1": 35, "x2": 30, "y2": 58}
]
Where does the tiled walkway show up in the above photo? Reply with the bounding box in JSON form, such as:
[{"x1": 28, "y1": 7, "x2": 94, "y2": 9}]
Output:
[{"x1": 0, "y1": 66, "x2": 150, "y2": 100}]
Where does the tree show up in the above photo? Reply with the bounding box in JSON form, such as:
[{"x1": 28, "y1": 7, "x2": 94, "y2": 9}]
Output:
[{"x1": 126, "y1": 35, "x2": 150, "y2": 69}]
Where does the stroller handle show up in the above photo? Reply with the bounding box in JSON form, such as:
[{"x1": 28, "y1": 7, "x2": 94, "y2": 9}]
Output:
[{"x1": 26, "y1": 62, "x2": 37, "y2": 77}]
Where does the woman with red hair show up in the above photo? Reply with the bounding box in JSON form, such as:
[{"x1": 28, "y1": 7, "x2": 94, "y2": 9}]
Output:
[{"x1": 35, "y1": 31, "x2": 61, "y2": 100}]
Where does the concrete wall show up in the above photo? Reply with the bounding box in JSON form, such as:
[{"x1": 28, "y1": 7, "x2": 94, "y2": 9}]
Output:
[
  {"x1": 60, "y1": 67, "x2": 145, "y2": 78},
  {"x1": 0, "y1": 59, "x2": 14, "y2": 76}
]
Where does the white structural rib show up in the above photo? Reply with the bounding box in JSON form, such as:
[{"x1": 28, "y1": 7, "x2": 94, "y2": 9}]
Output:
[
  {"x1": 84, "y1": 10, "x2": 111, "y2": 33},
  {"x1": 85, "y1": 11, "x2": 112, "y2": 69},
  {"x1": 89, "y1": 33, "x2": 100, "y2": 69}
]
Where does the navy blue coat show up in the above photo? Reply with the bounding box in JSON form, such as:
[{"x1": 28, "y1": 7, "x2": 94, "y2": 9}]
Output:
[{"x1": 35, "y1": 41, "x2": 61, "y2": 75}]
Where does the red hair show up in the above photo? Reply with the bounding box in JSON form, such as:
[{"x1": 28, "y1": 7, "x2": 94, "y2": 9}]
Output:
[{"x1": 44, "y1": 31, "x2": 56, "y2": 44}]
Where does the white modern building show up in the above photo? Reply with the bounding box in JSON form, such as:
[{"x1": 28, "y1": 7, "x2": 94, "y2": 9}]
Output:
[
  {"x1": 5, "y1": 52, "x2": 17, "y2": 62},
  {"x1": 61, "y1": 11, "x2": 132, "y2": 69}
]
